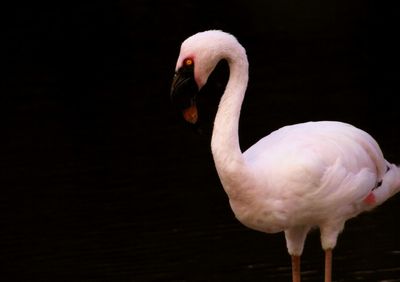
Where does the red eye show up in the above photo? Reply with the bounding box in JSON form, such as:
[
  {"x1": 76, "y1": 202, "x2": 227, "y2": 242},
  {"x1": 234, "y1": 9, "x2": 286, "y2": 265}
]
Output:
[{"x1": 184, "y1": 58, "x2": 193, "y2": 66}]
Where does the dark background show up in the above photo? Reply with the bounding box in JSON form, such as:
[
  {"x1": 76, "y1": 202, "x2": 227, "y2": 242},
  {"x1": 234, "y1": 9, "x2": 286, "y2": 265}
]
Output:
[{"x1": 3, "y1": 1, "x2": 400, "y2": 281}]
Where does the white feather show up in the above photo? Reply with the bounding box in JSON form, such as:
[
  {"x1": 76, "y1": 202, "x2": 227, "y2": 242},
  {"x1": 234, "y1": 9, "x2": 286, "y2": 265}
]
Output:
[{"x1": 175, "y1": 30, "x2": 400, "y2": 258}]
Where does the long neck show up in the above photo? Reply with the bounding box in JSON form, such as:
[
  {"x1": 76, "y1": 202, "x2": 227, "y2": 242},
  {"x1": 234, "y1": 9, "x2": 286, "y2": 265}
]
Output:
[{"x1": 210, "y1": 48, "x2": 249, "y2": 192}]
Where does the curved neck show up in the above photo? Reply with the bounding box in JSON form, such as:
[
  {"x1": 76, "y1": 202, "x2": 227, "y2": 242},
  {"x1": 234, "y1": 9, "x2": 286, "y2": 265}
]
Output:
[{"x1": 211, "y1": 49, "x2": 249, "y2": 185}]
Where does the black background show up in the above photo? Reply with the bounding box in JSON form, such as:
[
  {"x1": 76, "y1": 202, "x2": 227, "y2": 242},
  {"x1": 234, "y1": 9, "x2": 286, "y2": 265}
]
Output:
[{"x1": 3, "y1": 1, "x2": 400, "y2": 281}]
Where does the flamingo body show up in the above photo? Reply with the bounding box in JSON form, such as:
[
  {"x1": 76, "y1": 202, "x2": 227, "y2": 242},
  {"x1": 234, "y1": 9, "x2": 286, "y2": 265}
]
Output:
[
  {"x1": 237, "y1": 121, "x2": 389, "y2": 252},
  {"x1": 170, "y1": 30, "x2": 400, "y2": 281}
]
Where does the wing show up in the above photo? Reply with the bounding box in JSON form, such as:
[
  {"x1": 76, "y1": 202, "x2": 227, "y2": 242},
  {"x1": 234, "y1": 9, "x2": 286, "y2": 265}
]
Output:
[{"x1": 243, "y1": 121, "x2": 387, "y2": 215}]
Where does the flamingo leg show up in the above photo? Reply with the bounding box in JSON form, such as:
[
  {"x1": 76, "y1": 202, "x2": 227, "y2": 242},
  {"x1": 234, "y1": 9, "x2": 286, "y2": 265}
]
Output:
[
  {"x1": 291, "y1": 255, "x2": 301, "y2": 282},
  {"x1": 324, "y1": 249, "x2": 332, "y2": 282}
]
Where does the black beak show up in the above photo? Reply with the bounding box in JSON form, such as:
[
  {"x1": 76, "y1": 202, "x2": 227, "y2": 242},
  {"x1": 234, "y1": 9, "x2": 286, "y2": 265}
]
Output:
[{"x1": 170, "y1": 64, "x2": 199, "y2": 124}]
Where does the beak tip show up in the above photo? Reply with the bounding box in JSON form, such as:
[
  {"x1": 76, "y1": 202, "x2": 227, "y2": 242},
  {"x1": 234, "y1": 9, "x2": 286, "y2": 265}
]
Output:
[{"x1": 183, "y1": 105, "x2": 198, "y2": 124}]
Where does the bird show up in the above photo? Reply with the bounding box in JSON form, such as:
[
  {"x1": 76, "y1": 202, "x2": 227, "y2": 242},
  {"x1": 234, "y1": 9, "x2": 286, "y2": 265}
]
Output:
[{"x1": 170, "y1": 30, "x2": 400, "y2": 282}]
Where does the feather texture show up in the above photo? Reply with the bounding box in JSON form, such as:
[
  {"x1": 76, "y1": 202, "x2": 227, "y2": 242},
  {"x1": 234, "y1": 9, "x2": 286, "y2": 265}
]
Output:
[{"x1": 173, "y1": 30, "x2": 400, "y2": 280}]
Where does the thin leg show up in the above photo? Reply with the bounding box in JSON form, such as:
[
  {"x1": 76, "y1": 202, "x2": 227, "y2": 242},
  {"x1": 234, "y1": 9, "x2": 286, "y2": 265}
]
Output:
[
  {"x1": 285, "y1": 226, "x2": 309, "y2": 282},
  {"x1": 291, "y1": 255, "x2": 301, "y2": 282},
  {"x1": 324, "y1": 249, "x2": 332, "y2": 282}
]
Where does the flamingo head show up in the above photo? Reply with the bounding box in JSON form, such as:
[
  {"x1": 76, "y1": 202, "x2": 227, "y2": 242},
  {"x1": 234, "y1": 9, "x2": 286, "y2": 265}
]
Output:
[{"x1": 170, "y1": 30, "x2": 230, "y2": 124}]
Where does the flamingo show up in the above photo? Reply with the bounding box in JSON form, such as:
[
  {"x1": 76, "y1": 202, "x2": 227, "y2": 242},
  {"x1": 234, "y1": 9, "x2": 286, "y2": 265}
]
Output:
[{"x1": 170, "y1": 30, "x2": 400, "y2": 282}]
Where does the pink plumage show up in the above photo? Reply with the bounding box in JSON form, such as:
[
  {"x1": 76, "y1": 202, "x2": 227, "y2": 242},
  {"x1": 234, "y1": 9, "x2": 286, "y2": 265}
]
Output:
[{"x1": 170, "y1": 30, "x2": 400, "y2": 282}]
